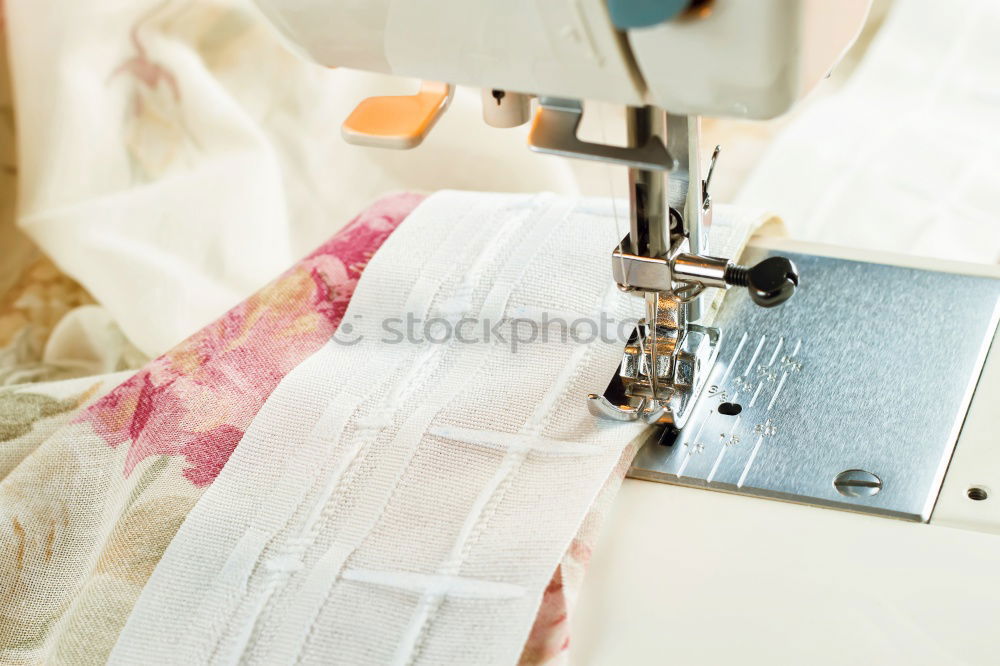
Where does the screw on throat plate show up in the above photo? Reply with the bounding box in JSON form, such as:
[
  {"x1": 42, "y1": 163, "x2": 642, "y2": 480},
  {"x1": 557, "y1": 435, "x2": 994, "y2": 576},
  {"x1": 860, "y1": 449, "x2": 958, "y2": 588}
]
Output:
[{"x1": 834, "y1": 469, "x2": 882, "y2": 497}]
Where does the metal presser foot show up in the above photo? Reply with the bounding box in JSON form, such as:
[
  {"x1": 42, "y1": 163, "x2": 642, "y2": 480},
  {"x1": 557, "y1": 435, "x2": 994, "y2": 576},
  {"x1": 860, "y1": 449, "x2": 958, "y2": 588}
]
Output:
[
  {"x1": 528, "y1": 101, "x2": 799, "y2": 432},
  {"x1": 587, "y1": 252, "x2": 799, "y2": 429}
]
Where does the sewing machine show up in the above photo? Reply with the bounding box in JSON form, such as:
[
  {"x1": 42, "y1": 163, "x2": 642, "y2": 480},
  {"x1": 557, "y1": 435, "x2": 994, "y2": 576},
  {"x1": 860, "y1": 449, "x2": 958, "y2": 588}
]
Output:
[{"x1": 253, "y1": 1, "x2": 1000, "y2": 662}]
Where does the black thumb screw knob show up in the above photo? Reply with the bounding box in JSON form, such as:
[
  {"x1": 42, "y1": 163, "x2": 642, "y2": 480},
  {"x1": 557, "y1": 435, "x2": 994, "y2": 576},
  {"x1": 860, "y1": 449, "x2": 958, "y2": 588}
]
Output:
[{"x1": 724, "y1": 257, "x2": 799, "y2": 308}]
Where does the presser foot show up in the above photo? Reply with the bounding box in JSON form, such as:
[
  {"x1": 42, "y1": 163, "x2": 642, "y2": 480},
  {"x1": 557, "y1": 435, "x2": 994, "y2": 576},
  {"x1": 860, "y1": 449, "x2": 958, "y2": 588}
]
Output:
[{"x1": 587, "y1": 323, "x2": 720, "y2": 428}]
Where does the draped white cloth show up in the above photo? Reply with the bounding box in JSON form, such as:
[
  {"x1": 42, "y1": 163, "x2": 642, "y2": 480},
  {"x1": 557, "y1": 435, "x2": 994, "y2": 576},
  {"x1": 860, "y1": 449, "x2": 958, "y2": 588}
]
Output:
[
  {"x1": 5, "y1": 0, "x2": 581, "y2": 359},
  {"x1": 737, "y1": 0, "x2": 1000, "y2": 264}
]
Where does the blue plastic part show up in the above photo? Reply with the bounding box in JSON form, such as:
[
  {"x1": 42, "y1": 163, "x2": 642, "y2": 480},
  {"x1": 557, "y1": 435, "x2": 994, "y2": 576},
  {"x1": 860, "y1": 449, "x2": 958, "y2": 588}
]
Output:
[{"x1": 606, "y1": 0, "x2": 689, "y2": 29}]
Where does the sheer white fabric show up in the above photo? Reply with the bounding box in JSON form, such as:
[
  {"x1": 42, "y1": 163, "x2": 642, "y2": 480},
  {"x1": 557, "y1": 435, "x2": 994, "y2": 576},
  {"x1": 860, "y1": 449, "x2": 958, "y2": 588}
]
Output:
[
  {"x1": 5, "y1": 0, "x2": 581, "y2": 359},
  {"x1": 737, "y1": 0, "x2": 1000, "y2": 264}
]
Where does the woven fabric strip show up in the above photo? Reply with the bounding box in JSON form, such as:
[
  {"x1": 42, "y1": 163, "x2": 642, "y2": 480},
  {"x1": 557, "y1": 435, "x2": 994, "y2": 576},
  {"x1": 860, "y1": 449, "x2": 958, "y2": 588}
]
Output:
[{"x1": 111, "y1": 191, "x2": 773, "y2": 665}]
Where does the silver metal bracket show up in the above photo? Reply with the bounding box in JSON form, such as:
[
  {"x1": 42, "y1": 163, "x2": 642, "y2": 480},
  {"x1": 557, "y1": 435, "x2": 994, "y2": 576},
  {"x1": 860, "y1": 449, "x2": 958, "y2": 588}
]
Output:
[
  {"x1": 611, "y1": 233, "x2": 734, "y2": 303},
  {"x1": 527, "y1": 98, "x2": 676, "y2": 171},
  {"x1": 587, "y1": 303, "x2": 721, "y2": 428},
  {"x1": 530, "y1": 102, "x2": 799, "y2": 436}
]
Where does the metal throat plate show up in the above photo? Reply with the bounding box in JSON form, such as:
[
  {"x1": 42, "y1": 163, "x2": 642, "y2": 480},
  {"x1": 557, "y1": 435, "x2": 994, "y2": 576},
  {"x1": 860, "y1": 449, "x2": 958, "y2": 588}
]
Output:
[{"x1": 628, "y1": 250, "x2": 1000, "y2": 521}]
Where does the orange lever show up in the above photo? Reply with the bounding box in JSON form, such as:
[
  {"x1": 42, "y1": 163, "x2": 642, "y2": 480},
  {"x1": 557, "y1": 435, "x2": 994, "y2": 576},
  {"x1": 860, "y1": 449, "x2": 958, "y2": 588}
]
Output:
[{"x1": 342, "y1": 81, "x2": 454, "y2": 150}]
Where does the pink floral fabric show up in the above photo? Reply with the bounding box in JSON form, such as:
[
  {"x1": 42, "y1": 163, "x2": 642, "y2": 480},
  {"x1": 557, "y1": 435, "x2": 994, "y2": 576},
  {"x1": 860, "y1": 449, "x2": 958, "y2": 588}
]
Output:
[
  {"x1": 1, "y1": 193, "x2": 423, "y2": 662},
  {"x1": 1, "y1": 191, "x2": 613, "y2": 663},
  {"x1": 80, "y1": 192, "x2": 424, "y2": 487}
]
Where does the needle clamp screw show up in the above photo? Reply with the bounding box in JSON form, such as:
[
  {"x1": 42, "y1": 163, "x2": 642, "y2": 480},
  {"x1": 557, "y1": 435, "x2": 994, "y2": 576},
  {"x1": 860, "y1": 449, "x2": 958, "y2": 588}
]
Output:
[{"x1": 724, "y1": 256, "x2": 799, "y2": 308}]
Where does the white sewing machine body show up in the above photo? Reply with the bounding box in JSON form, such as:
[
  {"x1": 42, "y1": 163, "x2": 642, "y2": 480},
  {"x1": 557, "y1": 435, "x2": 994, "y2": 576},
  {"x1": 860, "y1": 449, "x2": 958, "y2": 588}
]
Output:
[
  {"x1": 252, "y1": 0, "x2": 869, "y2": 118},
  {"x1": 251, "y1": 1, "x2": 1000, "y2": 662}
]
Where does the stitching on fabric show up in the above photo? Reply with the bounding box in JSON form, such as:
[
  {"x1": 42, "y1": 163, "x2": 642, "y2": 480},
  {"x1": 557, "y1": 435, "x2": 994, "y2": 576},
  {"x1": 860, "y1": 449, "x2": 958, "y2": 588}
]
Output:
[
  {"x1": 426, "y1": 425, "x2": 606, "y2": 457},
  {"x1": 197, "y1": 196, "x2": 487, "y2": 665},
  {"x1": 175, "y1": 526, "x2": 272, "y2": 665},
  {"x1": 223, "y1": 207, "x2": 487, "y2": 663},
  {"x1": 215, "y1": 193, "x2": 542, "y2": 665},
  {"x1": 340, "y1": 569, "x2": 526, "y2": 600},
  {"x1": 286, "y1": 195, "x2": 555, "y2": 665},
  {"x1": 394, "y1": 201, "x2": 608, "y2": 666}
]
